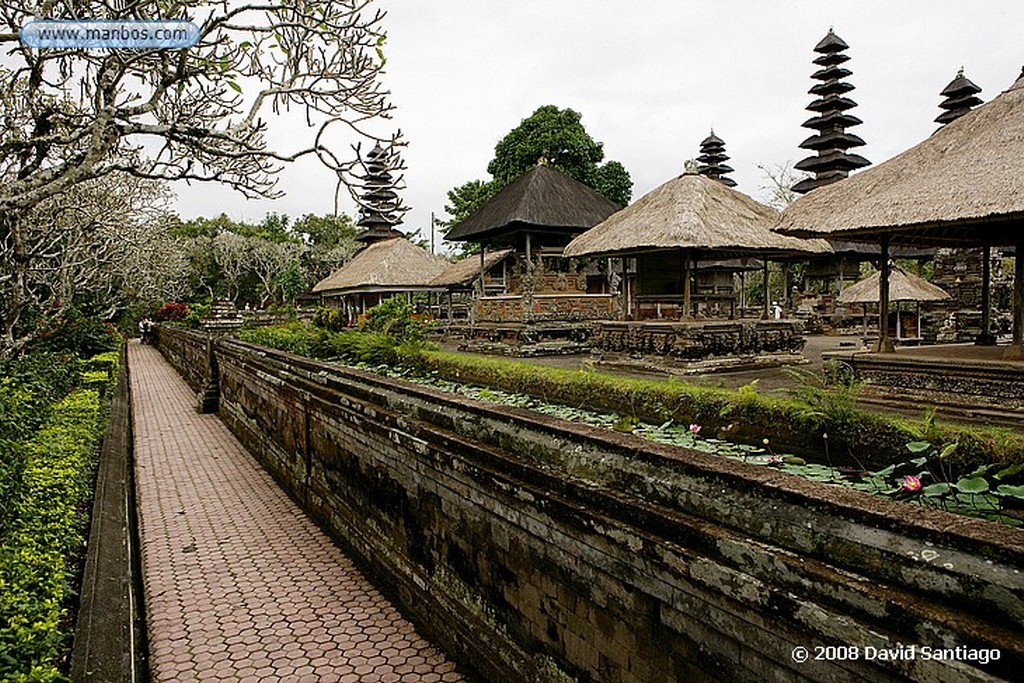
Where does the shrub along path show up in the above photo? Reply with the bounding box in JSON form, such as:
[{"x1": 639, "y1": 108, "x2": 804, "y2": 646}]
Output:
[{"x1": 129, "y1": 341, "x2": 464, "y2": 682}]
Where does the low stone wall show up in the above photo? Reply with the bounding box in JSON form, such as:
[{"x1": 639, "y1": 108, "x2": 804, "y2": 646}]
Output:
[
  {"x1": 70, "y1": 345, "x2": 147, "y2": 682},
  {"x1": 152, "y1": 325, "x2": 210, "y2": 396},
  {"x1": 157, "y1": 327, "x2": 1024, "y2": 683}
]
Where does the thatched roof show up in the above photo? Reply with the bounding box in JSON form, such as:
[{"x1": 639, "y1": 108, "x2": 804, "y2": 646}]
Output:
[
  {"x1": 312, "y1": 237, "x2": 448, "y2": 294},
  {"x1": 563, "y1": 171, "x2": 832, "y2": 259},
  {"x1": 445, "y1": 164, "x2": 620, "y2": 242},
  {"x1": 429, "y1": 249, "x2": 513, "y2": 288},
  {"x1": 777, "y1": 69, "x2": 1024, "y2": 247},
  {"x1": 837, "y1": 267, "x2": 951, "y2": 304}
]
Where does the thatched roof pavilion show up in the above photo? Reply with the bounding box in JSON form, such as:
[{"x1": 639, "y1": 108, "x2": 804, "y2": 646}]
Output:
[
  {"x1": 445, "y1": 163, "x2": 619, "y2": 246},
  {"x1": 777, "y1": 67, "x2": 1024, "y2": 355},
  {"x1": 312, "y1": 237, "x2": 448, "y2": 300},
  {"x1": 565, "y1": 166, "x2": 831, "y2": 318}
]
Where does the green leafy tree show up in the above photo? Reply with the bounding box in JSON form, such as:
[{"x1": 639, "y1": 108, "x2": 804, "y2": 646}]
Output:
[
  {"x1": 594, "y1": 160, "x2": 632, "y2": 208},
  {"x1": 292, "y1": 213, "x2": 358, "y2": 249},
  {"x1": 487, "y1": 105, "x2": 606, "y2": 186},
  {"x1": 442, "y1": 105, "x2": 632, "y2": 233}
]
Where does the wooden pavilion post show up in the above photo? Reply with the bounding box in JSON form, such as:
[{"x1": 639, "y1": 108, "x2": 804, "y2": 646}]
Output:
[
  {"x1": 621, "y1": 257, "x2": 630, "y2": 320},
  {"x1": 977, "y1": 242, "x2": 995, "y2": 345},
  {"x1": 479, "y1": 246, "x2": 486, "y2": 298},
  {"x1": 761, "y1": 260, "x2": 770, "y2": 319},
  {"x1": 682, "y1": 249, "x2": 693, "y2": 320},
  {"x1": 1005, "y1": 232, "x2": 1024, "y2": 360},
  {"x1": 739, "y1": 271, "x2": 747, "y2": 313},
  {"x1": 874, "y1": 235, "x2": 894, "y2": 353}
]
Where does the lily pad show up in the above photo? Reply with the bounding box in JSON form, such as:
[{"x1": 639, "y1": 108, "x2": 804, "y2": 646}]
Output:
[
  {"x1": 954, "y1": 477, "x2": 990, "y2": 494},
  {"x1": 921, "y1": 483, "x2": 951, "y2": 497},
  {"x1": 995, "y1": 484, "x2": 1024, "y2": 499}
]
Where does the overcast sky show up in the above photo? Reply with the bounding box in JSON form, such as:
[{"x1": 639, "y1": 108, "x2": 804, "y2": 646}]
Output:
[{"x1": 174, "y1": 1, "x2": 1024, "y2": 252}]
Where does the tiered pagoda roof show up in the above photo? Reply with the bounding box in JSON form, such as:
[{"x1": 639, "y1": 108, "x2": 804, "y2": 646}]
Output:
[
  {"x1": 355, "y1": 143, "x2": 407, "y2": 243},
  {"x1": 793, "y1": 29, "x2": 870, "y2": 194},
  {"x1": 936, "y1": 68, "x2": 983, "y2": 126},
  {"x1": 696, "y1": 131, "x2": 737, "y2": 187}
]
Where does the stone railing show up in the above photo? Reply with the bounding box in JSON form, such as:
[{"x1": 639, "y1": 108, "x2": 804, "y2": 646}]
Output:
[{"x1": 155, "y1": 327, "x2": 1024, "y2": 683}]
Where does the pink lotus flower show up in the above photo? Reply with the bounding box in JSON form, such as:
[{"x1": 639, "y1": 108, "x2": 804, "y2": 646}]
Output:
[
  {"x1": 902, "y1": 475, "x2": 922, "y2": 492},
  {"x1": 689, "y1": 423, "x2": 702, "y2": 434}
]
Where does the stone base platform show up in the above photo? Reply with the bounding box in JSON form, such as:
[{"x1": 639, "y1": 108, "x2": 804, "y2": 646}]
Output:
[
  {"x1": 589, "y1": 319, "x2": 807, "y2": 369},
  {"x1": 824, "y1": 343, "x2": 1024, "y2": 423},
  {"x1": 448, "y1": 321, "x2": 593, "y2": 357}
]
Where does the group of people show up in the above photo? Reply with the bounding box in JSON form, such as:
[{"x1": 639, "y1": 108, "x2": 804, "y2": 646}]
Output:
[{"x1": 138, "y1": 317, "x2": 154, "y2": 344}]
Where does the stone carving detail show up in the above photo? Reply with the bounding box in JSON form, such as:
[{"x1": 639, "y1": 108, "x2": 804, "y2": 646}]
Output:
[
  {"x1": 476, "y1": 294, "x2": 614, "y2": 323},
  {"x1": 591, "y1": 320, "x2": 806, "y2": 361}
]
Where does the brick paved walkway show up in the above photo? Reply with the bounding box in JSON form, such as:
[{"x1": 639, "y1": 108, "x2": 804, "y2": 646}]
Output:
[{"x1": 129, "y1": 341, "x2": 465, "y2": 682}]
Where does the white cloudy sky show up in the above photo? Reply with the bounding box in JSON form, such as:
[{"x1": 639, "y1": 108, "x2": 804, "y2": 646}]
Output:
[{"x1": 174, "y1": 0, "x2": 1024, "y2": 250}]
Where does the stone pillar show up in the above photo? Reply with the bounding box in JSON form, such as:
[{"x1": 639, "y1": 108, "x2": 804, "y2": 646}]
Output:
[{"x1": 197, "y1": 299, "x2": 243, "y2": 413}]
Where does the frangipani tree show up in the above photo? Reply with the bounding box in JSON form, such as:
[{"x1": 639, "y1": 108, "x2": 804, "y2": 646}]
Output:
[{"x1": 0, "y1": 0, "x2": 399, "y2": 354}]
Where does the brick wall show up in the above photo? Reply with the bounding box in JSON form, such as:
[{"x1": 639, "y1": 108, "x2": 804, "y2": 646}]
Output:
[{"x1": 157, "y1": 327, "x2": 1024, "y2": 682}]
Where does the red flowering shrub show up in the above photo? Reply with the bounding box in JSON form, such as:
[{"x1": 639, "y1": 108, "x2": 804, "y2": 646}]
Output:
[{"x1": 155, "y1": 301, "x2": 189, "y2": 322}]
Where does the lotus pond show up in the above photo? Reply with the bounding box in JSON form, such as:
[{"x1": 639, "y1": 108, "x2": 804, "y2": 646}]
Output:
[{"x1": 359, "y1": 362, "x2": 1024, "y2": 527}]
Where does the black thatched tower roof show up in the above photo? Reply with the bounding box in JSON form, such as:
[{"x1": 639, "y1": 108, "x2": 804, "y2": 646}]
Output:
[
  {"x1": 697, "y1": 131, "x2": 737, "y2": 187},
  {"x1": 445, "y1": 163, "x2": 620, "y2": 243},
  {"x1": 793, "y1": 29, "x2": 870, "y2": 194},
  {"x1": 936, "y1": 68, "x2": 983, "y2": 125},
  {"x1": 355, "y1": 143, "x2": 407, "y2": 243}
]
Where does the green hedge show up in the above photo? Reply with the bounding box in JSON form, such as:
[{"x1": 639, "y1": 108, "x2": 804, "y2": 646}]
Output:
[{"x1": 0, "y1": 354, "x2": 117, "y2": 682}]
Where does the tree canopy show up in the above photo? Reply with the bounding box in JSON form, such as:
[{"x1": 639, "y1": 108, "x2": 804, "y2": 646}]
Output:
[{"x1": 443, "y1": 105, "x2": 633, "y2": 233}]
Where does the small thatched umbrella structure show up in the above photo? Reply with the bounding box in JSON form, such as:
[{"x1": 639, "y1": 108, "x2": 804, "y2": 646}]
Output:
[
  {"x1": 777, "y1": 67, "x2": 1024, "y2": 357},
  {"x1": 312, "y1": 237, "x2": 448, "y2": 320},
  {"x1": 565, "y1": 163, "x2": 831, "y2": 319},
  {"x1": 837, "y1": 267, "x2": 951, "y2": 339}
]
